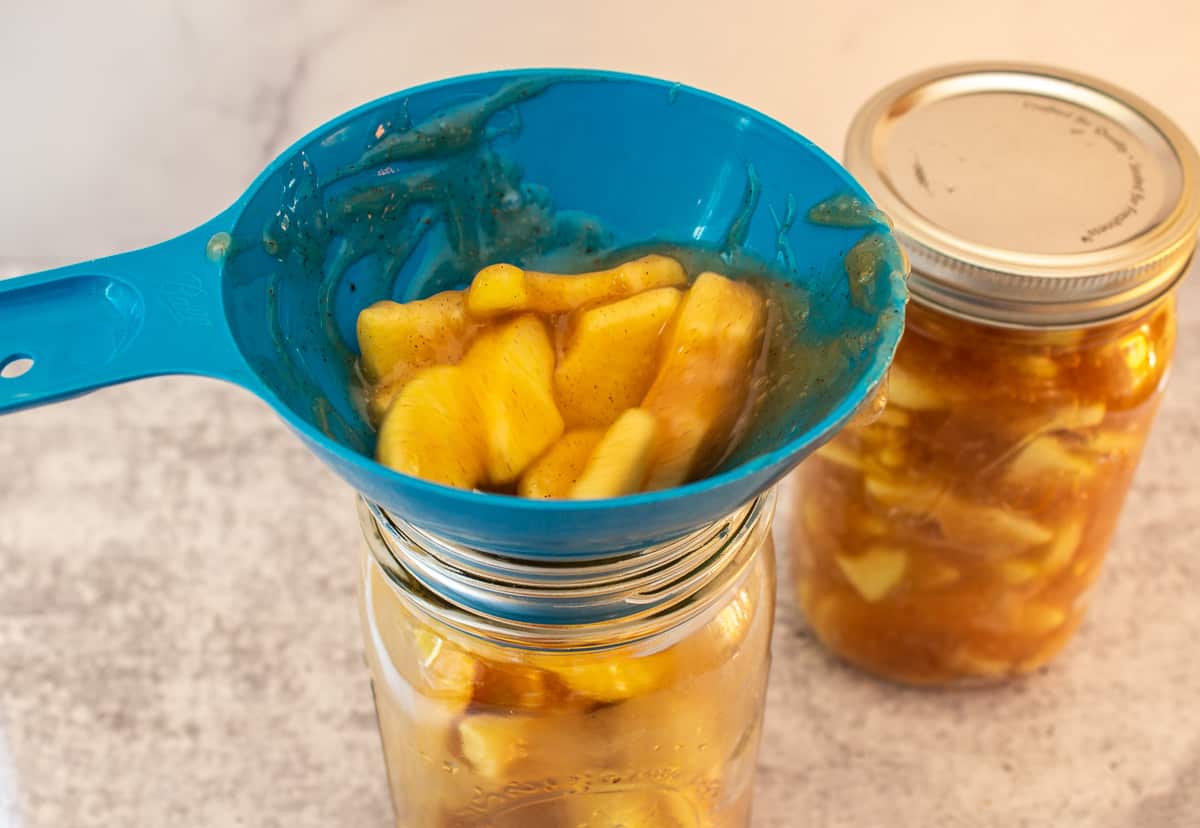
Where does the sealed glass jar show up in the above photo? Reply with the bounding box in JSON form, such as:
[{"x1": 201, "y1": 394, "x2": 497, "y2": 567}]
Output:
[
  {"x1": 359, "y1": 490, "x2": 776, "y2": 827},
  {"x1": 792, "y1": 64, "x2": 1200, "y2": 685}
]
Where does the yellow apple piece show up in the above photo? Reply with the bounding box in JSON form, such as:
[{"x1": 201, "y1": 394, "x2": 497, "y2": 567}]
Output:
[
  {"x1": 999, "y1": 517, "x2": 1085, "y2": 584},
  {"x1": 458, "y1": 708, "x2": 604, "y2": 785},
  {"x1": 458, "y1": 714, "x2": 533, "y2": 779},
  {"x1": 641, "y1": 272, "x2": 766, "y2": 489},
  {"x1": 815, "y1": 438, "x2": 864, "y2": 471},
  {"x1": 993, "y1": 516, "x2": 1080, "y2": 580},
  {"x1": 569, "y1": 408, "x2": 658, "y2": 499},
  {"x1": 462, "y1": 314, "x2": 565, "y2": 485},
  {"x1": 375, "y1": 365, "x2": 485, "y2": 489},
  {"x1": 998, "y1": 559, "x2": 1040, "y2": 586},
  {"x1": 555, "y1": 660, "x2": 664, "y2": 704},
  {"x1": 1015, "y1": 354, "x2": 1061, "y2": 380},
  {"x1": 1045, "y1": 400, "x2": 1108, "y2": 432},
  {"x1": 1041, "y1": 517, "x2": 1084, "y2": 576},
  {"x1": 356, "y1": 290, "x2": 474, "y2": 383},
  {"x1": 951, "y1": 648, "x2": 1013, "y2": 679},
  {"x1": 1015, "y1": 603, "x2": 1067, "y2": 636},
  {"x1": 548, "y1": 651, "x2": 674, "y2": 703},
  {"x1": 835, "y1": 547, "x2": 908, "y2": 602},
  {"x1": 1083, "y1": 428, "x2": 1143, "y2": 458},
  {"x1": 935, "y1": 496, "x2": 1054, "y2": 553},
  {"x1": 465, "y1": 254, "x2": 687, "y2": 318},
  {"x1": 517, "y1": 429, "x2": 604, "y2": 499},
  {"x1": 1005, "y1": 435, "x2": 1095, "y2": 488},
  {"x1": 464, "y1": 263, "x2": 528, "y2": 319},
  {"x1": 886, "y1": 362, "x2": 949, "y2": 411},
  {"x1": 1101, "y1": 326, "x2": 1159, "y2": 403},
  {"x1": 413, "y1": 627, "x2": 480, "y2": 713},
  {"x1": 554, "y1": 287, "x2": 683, "y2": 426},
  {"x1": 863, "y1": 474, "x2": 942, "y2": 516}
]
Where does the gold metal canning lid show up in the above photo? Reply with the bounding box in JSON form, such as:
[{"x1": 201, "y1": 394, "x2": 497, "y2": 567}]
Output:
[{"x1": 845, "y1": 62, "x2": 1200, "y2": 328}]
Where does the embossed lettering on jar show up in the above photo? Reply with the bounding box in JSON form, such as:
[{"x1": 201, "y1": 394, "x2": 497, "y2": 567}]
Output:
[{"x1": 791, "y1": 63, "x2": 1200, "y2": 686}]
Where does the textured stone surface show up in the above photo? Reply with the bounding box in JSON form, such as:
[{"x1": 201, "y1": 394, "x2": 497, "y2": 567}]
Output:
[{"x1": 3, "y1": 1, "x2": 1200, "y2": 826}]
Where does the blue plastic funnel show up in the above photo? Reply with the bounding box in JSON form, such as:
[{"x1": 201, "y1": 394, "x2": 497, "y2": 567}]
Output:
[{"x1": 0, "y1": 69, "x2": 906, "y2": 556}]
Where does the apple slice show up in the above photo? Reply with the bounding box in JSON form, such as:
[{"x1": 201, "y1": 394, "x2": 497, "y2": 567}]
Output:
[
  {"x1": 458, "y1": 715, "x2": 533, "y2": 779},
  {"x1": 555, "y1": 287, "x2": 682, "y2": 427},
  {"x1": 641, "y1": 272, "x2": 766, "y2": 489},
  {"x1": 569, "y1": 408, "x2": 658, "y2": 499},
  {"x1": 465, "y1": 254, "x2": 686, "y2": 318},
  {"x1": 518, "y1": 429, "x2": 605, "y2": 499},
  {"x1": 375, "y1": 365, "x2": 485, "y2": 489},
  {"x1": 835, "y1": 547, "x2": 908, "y2": 602},
  {"x1": 356, "y1": 290, "x2": 474, "y2": 383},
  {"x1": 462, "y1": 314, "x2": 565, "y2": 485},
  {"x1": 550, "y1": 653, "x2": 674, "y2": 704}
]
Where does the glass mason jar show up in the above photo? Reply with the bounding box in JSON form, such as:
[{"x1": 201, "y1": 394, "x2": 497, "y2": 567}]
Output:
[
  {"x1": 358, "y1": 491, "x2": 776, "y2": 827},
  {"x1": 791, "y1": 63, "x2": 1200, "y2": 686}
]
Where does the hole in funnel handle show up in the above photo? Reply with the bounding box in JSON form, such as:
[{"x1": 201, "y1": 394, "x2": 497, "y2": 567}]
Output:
[{"x1": 0, "y1": 355, "x2": 34, "y2": 379}]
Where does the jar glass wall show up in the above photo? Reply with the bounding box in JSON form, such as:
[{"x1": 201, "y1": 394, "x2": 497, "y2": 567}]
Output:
[
  {"x1": 359, "y1": 493, "x2": 777, "y2": 827},
  {"x1": 792, "y1": 297, "x2": 1175, "y2": 685}
]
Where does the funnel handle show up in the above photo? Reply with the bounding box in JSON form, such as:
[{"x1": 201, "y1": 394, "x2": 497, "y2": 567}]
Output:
[{"x1": 0, "y1": 211, "x2": 256, "y2": 415}]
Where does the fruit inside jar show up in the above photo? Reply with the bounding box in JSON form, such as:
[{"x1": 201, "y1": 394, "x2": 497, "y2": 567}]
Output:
[
  {"x1": 360, "y1": 498, "x2": 776, "y2": 828},
  {"x1": 792, "y1": 297, "x2": 1176, "y2": 685}
]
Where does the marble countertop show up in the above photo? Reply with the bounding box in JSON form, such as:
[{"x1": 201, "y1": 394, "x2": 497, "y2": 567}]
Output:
[{"x1": 3, "y1": 1, "x2": 1200, "y2": 826}]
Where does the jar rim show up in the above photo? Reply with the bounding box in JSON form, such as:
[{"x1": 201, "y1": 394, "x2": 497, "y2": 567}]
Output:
[
  {"x1": 845, "y1": 62, "x2": 1200, "y2": 329},
  {"x1": 359, "y1": 490, "x2": 774, "y2": 650}
]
